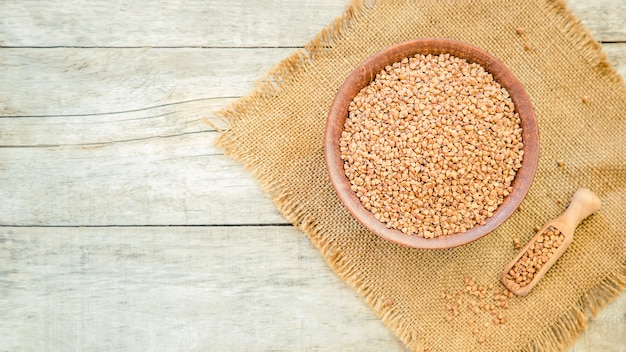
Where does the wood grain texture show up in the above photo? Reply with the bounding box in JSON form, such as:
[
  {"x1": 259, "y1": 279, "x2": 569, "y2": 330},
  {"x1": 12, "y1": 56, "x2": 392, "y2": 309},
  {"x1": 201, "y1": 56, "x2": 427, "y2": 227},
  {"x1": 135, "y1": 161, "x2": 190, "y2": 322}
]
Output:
[
  {"x1": 0, "y1": 0, "x2": 349, "y2": 47},
  {"x1": 0, "y1": 131, "x2": 285, "y2": 226},
  {"x1": 0, "y1": 226, "x2": 405, "y2": 351},
  {"x1": 0, "y1": 0, "x2": 624, "y2": 350},
  {"x1": 568, "y1": 0, "x2": 626, "y2": 42},
  {"x1": 0, "y1": 48, "x2": 293, "y2": 117},
  {"x1": 0, "y1": 0, "x2": 621, "y2": 47}
]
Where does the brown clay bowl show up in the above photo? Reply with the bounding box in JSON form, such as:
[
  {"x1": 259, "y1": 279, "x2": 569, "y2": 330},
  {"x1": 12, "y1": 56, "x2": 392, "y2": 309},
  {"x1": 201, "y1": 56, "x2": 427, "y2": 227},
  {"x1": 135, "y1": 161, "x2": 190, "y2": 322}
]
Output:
[{"x1": 324, "y1": 38, "x2": 539, "y2": 249}]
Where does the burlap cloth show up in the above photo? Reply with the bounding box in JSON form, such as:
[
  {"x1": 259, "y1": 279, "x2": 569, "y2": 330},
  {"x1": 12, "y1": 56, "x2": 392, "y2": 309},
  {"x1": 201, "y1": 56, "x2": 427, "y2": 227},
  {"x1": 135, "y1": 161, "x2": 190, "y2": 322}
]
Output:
[{"x1": 213, "y1": 0, "x2": 626, "y2": 350}]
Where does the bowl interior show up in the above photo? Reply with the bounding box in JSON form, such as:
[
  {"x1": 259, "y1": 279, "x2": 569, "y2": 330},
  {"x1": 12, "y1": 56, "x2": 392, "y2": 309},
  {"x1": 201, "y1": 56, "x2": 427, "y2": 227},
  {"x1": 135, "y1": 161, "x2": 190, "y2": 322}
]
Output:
[{"x1": 324, "y1": 38, "x2": 539, "y2": 249}]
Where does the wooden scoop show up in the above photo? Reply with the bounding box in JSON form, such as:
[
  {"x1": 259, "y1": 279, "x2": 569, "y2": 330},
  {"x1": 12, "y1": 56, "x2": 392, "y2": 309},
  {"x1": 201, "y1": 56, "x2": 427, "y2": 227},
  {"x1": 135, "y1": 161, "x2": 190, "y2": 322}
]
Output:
[{"x1": 501, "y1": 188, "x2": 601, "y2": 296}]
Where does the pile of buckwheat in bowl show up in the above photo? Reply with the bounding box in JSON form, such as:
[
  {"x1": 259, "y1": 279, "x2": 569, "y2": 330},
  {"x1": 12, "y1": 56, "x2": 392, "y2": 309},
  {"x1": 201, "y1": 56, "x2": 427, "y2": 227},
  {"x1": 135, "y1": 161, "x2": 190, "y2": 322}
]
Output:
[{"x1": 325, "y1": 39, "x2": 539, "y2": 249}]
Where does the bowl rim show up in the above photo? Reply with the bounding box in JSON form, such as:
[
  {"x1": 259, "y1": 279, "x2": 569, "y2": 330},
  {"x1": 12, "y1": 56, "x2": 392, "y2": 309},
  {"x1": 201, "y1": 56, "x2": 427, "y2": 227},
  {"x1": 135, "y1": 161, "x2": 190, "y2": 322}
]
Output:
[{"x1": 324, "y1": 38, "x2": 539, "y2": 249}]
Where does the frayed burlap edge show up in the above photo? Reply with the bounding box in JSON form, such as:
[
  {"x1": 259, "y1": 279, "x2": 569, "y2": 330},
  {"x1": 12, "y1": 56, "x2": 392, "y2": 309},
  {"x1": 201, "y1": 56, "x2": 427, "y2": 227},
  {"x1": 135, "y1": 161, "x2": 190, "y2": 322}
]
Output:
[
  {"x1": 520, "y1": 264, "x2": 625, "y2": 352},
  {"x1": 211, "y1": 0, "x2": 625, "y2": 351},
  {"x1": 520, "y1": 1, "x2": 625, "y2": 350},
  {"x1": 545, "y1": 0, "x2": 624, "y2": 87}
]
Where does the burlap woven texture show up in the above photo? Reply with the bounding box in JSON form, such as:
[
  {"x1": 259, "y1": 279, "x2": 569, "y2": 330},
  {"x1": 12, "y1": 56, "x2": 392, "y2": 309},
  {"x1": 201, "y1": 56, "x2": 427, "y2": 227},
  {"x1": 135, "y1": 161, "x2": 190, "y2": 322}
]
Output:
[{"x1": 215, "y1": 0, "x2": 626, "y2": 350}]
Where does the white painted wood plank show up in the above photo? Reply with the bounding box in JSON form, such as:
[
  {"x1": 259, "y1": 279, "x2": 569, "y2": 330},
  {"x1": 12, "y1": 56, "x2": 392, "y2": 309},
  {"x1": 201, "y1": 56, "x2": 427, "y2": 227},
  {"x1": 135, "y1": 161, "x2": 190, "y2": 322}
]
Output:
[
  {"x1": 0, "y1": 0, "x2": 622, "y2": 48},
  {"x1": 0, "y1": 48, "x2": 292, "y2": 117},
  {"x1": 0, "y1": 226, "x2": 623, "y2": 351},
  {"x1": 0, "y1": 226, "x2": 406, "y2": 351},
  {"x1": 0, "y1": 0, "x2": 349, "y2": 48},
  {"x1": 0, "y1": 98, "x2": 231, "y2": 146},
  {"x1": 569, "y1": 0, "x2": 626, "y2": 42},
  {"x1": 1, "y1": 44, "x2": 624, "y2": 142},
  {"x1": 0, "y1": 132, "x2": 286, "y2": 226}
]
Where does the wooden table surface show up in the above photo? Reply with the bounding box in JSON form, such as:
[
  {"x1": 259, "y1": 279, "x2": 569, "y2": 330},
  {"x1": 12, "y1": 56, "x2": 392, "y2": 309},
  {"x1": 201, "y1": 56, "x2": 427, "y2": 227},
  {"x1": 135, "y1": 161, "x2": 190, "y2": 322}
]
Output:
[{"x1": 1, "y1": 1, "x2": 624, "y2": 350}]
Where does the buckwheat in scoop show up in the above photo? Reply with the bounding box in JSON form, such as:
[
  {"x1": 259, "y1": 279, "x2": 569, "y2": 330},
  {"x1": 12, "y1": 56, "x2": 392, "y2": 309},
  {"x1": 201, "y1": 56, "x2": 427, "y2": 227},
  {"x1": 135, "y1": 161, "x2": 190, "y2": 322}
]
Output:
[
  {"x1": 504, "y1": 226, "x2": 564, "y2": 290},
  {"x1": 340, "y1": 53, "x2": 524, "y2": 238}
]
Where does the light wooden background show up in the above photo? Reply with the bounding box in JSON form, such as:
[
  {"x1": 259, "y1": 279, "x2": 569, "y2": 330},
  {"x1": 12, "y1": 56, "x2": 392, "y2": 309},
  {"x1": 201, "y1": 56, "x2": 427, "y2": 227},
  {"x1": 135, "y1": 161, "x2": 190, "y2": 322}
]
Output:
[{"x1": 1, "y1": 1, "x2": 624, "y2": 351}]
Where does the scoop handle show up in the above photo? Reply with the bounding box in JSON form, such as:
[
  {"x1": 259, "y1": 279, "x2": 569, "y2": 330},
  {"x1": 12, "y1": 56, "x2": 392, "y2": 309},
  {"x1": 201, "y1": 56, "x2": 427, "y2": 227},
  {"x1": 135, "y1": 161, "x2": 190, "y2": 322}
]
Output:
[{"x1": 555, "y1": 188, "x2": 601, "y2": 235}]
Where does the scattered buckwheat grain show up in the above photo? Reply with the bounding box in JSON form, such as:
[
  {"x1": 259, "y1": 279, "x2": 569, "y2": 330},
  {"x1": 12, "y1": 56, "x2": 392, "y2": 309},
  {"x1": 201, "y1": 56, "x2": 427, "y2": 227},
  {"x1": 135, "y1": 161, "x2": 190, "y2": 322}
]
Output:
[
  {"x1": 442, "y1": 278, "x2": 511, "y2": 332},
  {"x1": 340, "y1": 53, "x2": 524, "y2": 238}
]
